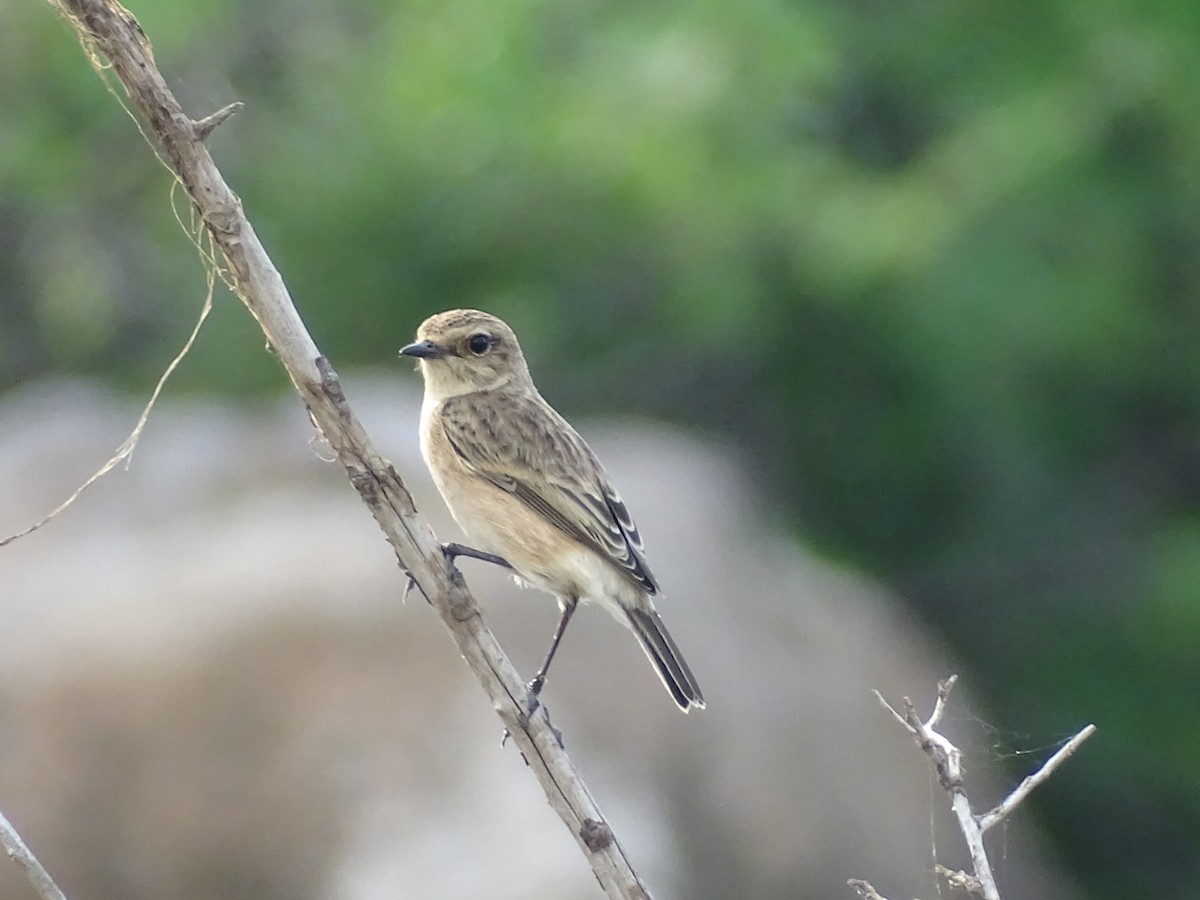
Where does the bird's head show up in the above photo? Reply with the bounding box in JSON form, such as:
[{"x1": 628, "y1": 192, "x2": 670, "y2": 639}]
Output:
[{"x1": 400, "y1": 309, "x2": 533, "y2": 399}]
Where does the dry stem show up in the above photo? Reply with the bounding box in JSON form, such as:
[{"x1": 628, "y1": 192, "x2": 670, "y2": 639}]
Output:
[{"x1": 0, "y1": 810, "x2": 69, "y2": 900}]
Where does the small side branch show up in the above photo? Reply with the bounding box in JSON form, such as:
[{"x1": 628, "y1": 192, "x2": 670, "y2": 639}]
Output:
[
  {"x1": 847, "y1": 878, "x2": 892, "y2": 900},
  {"x1": 0, "y1": 810, "x2": 69, "y2": 900},
  {"x1": 191, "y1": 101, "x2": 243, "y2": 141},
  {"x1": 854, "y1": 677, "x2": 1095, "y2": 900},
  {"x1": 978, "y1": 723, "x2": 1096, "y2": 832}
]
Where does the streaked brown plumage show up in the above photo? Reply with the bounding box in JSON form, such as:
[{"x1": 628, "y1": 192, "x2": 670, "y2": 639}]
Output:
[{"x1": 400, "y1": 309, "x2": 705, "y2": 712}]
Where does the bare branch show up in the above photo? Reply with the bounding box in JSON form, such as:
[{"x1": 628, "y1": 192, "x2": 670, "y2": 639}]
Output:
[
  {"x1": 979, "y1": 724, "x2": 1096, "y2": 833},
  {"x1": 854, "y1": 679, "x2": 1095, "y2": 900},
  {"x1": 902, "y1": 696, "x2": 999, "y2": 900},
  {"x1": 846, "y1": 878, "x2": 894, "y2": 900},
  {"x1": 43, "y1": 1, "x2": 652, "y2": 896},
  {"x1": 929, "y1": 674, "x2": 958, "y2": 728},
  {"x1": 935, "y1": 865, "x2": 983, "y2": 896},
  {"x1": 871, "y1": 689, "x2": 913, "y2": 733},
  {"x1": 0, "y1": 810, "x2": 69, "y2": 900}
]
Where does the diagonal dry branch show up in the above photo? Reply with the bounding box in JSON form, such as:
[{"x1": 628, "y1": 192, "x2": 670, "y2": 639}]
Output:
[
  {"x1": 0, "y1": 810, "x2": 69, "y2": 900},
  {"x1": 43, "y1": 1, "x2": 651, "y2": 897}
]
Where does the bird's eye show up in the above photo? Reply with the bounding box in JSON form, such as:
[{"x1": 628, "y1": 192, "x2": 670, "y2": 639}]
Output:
[{"x1": 467, "y1": 333, "x2": 491, "y2": 355}]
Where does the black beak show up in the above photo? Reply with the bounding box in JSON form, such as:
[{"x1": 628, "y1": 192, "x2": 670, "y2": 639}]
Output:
[{"x1": 399, "y1": 339, "x2": 443, "y2": 360}]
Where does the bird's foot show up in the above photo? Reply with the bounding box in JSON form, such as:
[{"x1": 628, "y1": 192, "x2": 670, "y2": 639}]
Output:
[
  {"x1": 500, "y1": 680, "x2": 541, "y2": 748},
  {"x1": 525, "y1": 675, "x2": 545, "y2": 718},
  {"x1": 403, "y1": 543, "x2": 510, "y2": 603},
  {"x1": 442, "y1": 542, "x2": 512, "y2": 569},
  {"x1": 500, "y1": 679, "x2": 564, "y2": 750}
]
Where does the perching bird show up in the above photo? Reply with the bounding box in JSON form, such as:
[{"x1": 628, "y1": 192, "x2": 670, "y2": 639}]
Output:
[{"x1": 400, "y1": 309, "x2": 705, "y2": 712}]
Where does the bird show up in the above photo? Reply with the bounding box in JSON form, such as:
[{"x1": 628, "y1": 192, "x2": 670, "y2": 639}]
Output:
[{"x1": 400, "y1": 309, "x2": 705, "y2": 712}]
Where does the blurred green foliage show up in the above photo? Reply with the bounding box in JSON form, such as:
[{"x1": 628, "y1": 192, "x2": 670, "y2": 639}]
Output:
[{"x1": 3, "y1": 0, "x2": 1200, "y2": 896}]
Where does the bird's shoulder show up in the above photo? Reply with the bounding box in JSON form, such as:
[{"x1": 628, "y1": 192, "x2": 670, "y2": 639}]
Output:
[{"x1": 439, "y1": 389, "x2": 590, "y2": 478}]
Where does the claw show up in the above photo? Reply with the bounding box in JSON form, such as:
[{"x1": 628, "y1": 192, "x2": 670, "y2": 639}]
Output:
[
  {"x1": 500, "y1": 683, "x2": 564, "y2": 750},
  {"x1": 525, "y1": 676, "x2": 545, "y2": 718}
]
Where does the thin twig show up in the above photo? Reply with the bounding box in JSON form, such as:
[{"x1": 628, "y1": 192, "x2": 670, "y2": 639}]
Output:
[
  {"x1": 872, "y1": 689, "x2": 912, "y2": 731},
  {"x1": 979, "y1": 724, "x2": 1096, "y2": 832},
  {"x1": 191, "y1": 100, "x2": 243, "y2": 141},
  {"x1": 936, "y1": 864, "x2": 983, "y2": 895},
  {"x1": 0, "y1": 810, "x2": 69, "y2": 900},
  {"x1": 44, "y1": 2, "x2": 651, "y2": 897},
  {"x1": 846, "y1": 878, "x2": 893, "y2": 900},
  {"x1": 0, "y1": 280, "x2": 213, "y2": 548},
  {"x1": 929, "y1": 674, "x2": 957, "y2": 727}
]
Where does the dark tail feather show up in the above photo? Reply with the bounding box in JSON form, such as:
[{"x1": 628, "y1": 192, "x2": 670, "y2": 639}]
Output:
[{"x1": 627, "y1": 607, "x2": 705, "y2": 712}]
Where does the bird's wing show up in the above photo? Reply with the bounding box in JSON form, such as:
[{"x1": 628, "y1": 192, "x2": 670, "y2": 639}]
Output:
[{"x1": 439, "y1": 391, "x2": 659, "y2": 594}]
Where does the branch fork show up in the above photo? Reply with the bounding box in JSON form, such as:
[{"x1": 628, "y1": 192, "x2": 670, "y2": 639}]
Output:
[{"x1": 852, "y1": 676, "x2": 1095, "y2": 900}]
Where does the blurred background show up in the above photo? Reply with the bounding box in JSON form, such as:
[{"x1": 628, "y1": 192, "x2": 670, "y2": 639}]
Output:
[{"x1": 2, "y1": 0, "x2": 1198, "y2": 898}]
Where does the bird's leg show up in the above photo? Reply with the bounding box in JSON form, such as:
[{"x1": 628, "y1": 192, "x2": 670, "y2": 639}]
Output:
[
  {"x1": 442, "y1": 542, "x2": 512, "y2": 570},
  {"x1": 526, "y1": 596, "x2": 579, "y2": 713}
]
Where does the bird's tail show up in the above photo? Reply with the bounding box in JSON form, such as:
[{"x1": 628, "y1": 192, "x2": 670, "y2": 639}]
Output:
[{"x1": 627, "y1": 607, "x2": 705, "y2": 712}]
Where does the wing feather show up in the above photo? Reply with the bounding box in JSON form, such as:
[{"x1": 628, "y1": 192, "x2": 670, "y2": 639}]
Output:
[{"x1": 440, "y1": 391, "x2": 658, "y2": 594}]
